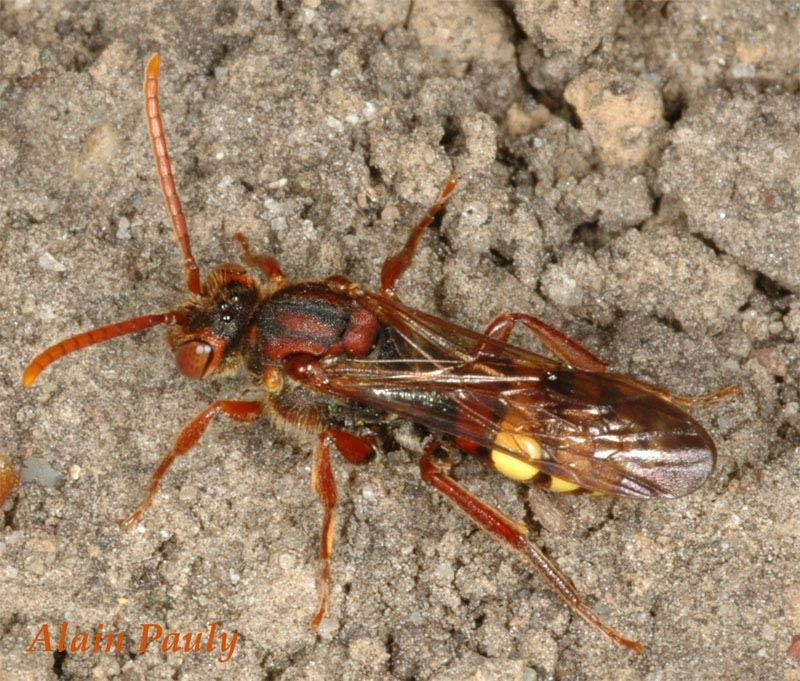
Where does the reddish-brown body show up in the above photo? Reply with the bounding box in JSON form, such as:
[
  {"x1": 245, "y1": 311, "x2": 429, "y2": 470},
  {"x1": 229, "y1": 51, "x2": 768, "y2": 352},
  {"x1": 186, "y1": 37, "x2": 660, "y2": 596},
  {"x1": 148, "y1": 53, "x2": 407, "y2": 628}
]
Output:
[
  {"x1": 22, "y1": 55, "x2": 739, "y2": 653},
  {"x1": 0, "y1": 453, "x2": 20, "y2": 508}
]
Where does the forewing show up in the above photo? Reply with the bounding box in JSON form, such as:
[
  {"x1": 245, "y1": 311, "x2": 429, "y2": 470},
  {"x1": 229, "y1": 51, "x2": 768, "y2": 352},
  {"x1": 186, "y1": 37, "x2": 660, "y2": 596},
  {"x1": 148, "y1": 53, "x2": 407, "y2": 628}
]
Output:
[{"x1": 315, "y1": 293, "x2": 715, "y2": 499}]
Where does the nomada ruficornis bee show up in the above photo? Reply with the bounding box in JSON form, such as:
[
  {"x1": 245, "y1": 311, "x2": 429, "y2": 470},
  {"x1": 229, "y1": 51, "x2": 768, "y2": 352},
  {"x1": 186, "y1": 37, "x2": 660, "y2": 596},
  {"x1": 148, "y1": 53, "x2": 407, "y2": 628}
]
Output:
[{"x1": 23, "y1": 54, "x2": 740, "y2": 652}]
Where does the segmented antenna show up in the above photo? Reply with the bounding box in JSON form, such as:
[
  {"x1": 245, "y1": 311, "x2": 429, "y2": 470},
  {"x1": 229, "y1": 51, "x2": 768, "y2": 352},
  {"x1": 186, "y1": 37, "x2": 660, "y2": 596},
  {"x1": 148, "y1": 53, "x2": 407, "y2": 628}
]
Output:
[
  {"x1": 144, "y1": 54, "x2": 202, "y2": 295},
  {"x1": 22, "y1": 312, "x2": 180, "y2": 387}
]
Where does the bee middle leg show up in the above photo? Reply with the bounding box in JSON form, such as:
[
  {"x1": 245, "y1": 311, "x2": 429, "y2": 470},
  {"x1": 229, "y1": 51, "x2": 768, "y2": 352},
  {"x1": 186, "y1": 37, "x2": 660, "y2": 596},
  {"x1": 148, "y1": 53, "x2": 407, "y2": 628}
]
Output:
[
  {"x1": 263, "y1": 386, "x2": 377, "y2": 629},
  {"x1": 309, "y1": 429, "x2": 376, "y2": 630}
]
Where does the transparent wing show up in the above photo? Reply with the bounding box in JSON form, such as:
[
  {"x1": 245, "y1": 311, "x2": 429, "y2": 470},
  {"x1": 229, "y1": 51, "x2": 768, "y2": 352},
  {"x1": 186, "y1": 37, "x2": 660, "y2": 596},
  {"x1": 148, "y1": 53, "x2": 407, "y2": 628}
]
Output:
[{"x1": 313, "y1": 292, "x2": 716, "y2": 499}]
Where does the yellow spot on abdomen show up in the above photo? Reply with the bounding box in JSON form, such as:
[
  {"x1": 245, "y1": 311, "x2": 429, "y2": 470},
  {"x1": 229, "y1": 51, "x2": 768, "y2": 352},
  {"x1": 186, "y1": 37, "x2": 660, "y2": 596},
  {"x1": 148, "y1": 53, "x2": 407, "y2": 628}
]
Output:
[
  {"x1": 490, "y1": 426, "x2": 582, "y2": 493},
  {"x1": 548, "y1": 477, "x2": 581, "y2": 493},
  {"x1": 491, "y1": 430, "x2": 542, "y2": 482}
]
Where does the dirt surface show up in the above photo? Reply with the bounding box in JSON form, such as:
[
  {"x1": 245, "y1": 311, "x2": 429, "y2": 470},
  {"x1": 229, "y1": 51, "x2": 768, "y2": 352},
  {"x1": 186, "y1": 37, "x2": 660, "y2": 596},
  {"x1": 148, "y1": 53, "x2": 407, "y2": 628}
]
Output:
[{"x1": 2, "y1": 1, "x2": 799, "y2": 679}]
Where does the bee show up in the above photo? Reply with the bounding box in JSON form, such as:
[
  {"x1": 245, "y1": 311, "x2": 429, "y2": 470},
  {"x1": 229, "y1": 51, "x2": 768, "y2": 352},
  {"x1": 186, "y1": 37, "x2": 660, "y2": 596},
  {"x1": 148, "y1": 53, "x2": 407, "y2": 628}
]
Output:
[{"x1": 22, "y1": 54, "x2": 739, "y2": 652}]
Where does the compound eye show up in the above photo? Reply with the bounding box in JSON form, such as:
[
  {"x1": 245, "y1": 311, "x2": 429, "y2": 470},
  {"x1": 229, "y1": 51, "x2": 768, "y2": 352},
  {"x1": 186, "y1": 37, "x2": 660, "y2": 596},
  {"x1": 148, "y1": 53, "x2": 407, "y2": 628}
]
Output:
[{"x1": 175, "y1": 340, "x2": 213, "y2": 379}]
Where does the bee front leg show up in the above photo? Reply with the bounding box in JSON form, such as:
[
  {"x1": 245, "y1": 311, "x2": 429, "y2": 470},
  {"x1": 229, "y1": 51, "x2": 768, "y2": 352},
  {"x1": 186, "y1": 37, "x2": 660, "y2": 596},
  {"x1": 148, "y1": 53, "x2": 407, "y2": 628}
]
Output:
[
  {"x1": 309, "y1": 429, "x2": 376, "y2": 630},
  {"x1": 419, "y1": 442, "x2": 644, "y2": 653},
  {"x1": 120, "y1": 400, "x2": 263, "y2": 531}
]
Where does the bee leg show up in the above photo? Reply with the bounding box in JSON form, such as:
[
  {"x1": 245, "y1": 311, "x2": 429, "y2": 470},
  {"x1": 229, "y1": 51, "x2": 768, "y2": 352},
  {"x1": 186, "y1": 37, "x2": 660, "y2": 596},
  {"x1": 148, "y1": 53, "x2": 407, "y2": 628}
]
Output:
[
  {"x1": 667, "y1": 383, "x2": 742, "y2": 407},
  {"x1": 619, "y1": 378, "x2": 742, "y2": 410},
  {"x1": 381, "y1": 175, "x2": 458, "y2": 296},
  {"x1": 479, "y1": 313, "x2": 609, "y2": 371},
  {"x1": 119, "y1": 400, "x2": 263, "y2": 531},
  {"x1": 309, "y1": 429, "x2": 376, "y2": 630},
  {"x1": 419, "y1": 443, "x2": 644, "y2": 653},
  {"x1": 233, "y1": 232, "x2": 286, "y2": 286},
  {"x1": 480, "y1": 315, "x2": 741, "y2": 408}
]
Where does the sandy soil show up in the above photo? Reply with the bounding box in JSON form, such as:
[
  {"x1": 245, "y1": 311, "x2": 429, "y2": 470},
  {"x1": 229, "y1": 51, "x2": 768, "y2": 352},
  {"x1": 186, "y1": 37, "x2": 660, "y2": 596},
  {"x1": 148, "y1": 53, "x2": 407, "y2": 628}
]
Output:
[{"x1": 2, "y1": 1, "x2": 799, "y2": 679}]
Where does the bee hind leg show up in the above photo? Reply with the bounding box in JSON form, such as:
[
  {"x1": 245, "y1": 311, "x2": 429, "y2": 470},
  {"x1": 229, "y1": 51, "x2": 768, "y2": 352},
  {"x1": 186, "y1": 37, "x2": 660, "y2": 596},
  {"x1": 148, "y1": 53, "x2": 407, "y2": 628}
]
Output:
[
  {"x1": 621, "y1": 378, "x2": 741, "y2": 410},
  {"x1": 479, "y1": 313, "x2": 609, "y2": 371},
  {"x1": 419, "y1": 441, "x2": 644, "y2": 653},
  {"x1": 478, "y1": 314, "x2": 741, "y2": 408}
]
